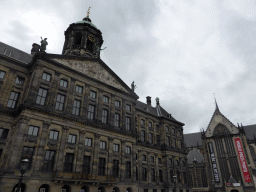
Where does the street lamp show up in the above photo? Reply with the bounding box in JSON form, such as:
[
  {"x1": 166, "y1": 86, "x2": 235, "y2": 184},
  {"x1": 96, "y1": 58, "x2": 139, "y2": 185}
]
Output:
[
  {"x1": 15, "y1": 156, "x2": 30, "y2": 192},
  {"x1": 211, "y1": 179, "x2": 215, "y2": 192},
  {"x1": 173, "y1": 175, "x2": 177, "y2": 192}
]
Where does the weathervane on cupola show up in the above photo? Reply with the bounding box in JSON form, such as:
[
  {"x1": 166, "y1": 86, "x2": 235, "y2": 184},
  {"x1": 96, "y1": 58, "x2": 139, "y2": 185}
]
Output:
[{"x1": 61, "y1": 7, "x2": 104, "y2": 58}]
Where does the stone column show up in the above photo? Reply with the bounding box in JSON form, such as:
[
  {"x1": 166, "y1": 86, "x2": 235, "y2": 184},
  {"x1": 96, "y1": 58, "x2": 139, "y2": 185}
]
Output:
[
  {"x1": 155, "y1": 153, "x2": 159, "y2": 184},
  {"x1": 32, "y1": 121, "x2": 51, "y2": 175},
  {"x1": 47, "y1": 71, "x2": 60, "y2": 109},
  {"x1": 108, "y1": 137, "x2": 114, "y2": 176},
  {"x1": 8, "y1": 116, "x2": 30, "y2": 172},
  {"x1": 75, "y1": 130, "x2": 86, "y2": 172},
  {"x1": 92, "y1": 134, "x2": 101, "y2": 175},
  {"x1": 138, "y1": 150, "x2": 142, "y2": 182},
  {"x1": 120, "y1": 140, "x2": 126, "y2": 180},
  {"x1": 96, "y1": 89, "x2": 103, "y2": 122},
  {"x1": 56, "y1": 126, "x2": 69, "y2": 171},
  {"x1": 132, "y1": 142, "x2": 136, "y2": 181}
]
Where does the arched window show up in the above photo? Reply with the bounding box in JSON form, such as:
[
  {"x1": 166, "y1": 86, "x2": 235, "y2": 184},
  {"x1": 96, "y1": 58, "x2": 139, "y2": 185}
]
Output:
[
  {"x1": 201, "y1": 169, "x2": 208, "y2": 187},
  {"x1": 12, "y1": 183, "x2": 26, "y2": 192},
  {"x1": 74, "y1": 32, "x2": 82, "y2": 48},
  {"x1": 113, "y1": 187, "x2": 120, "y2": 192},
  {"x1": 62, "y1": 185, "x2": 71, "y2": 192},
  {"x1": 98, "y1": 187, "x2": 105, "y2": 192},
  {"x1": 126, "y1": 188, "x2": 132, "y2": 192},
  {"x1": 38, "y1": 184, "x2": 49, "y2": 192},
  {"x1": 187, "y1": 171, "x2": 193, "y2": 187},
  {"x1": 81, "y1": 186, "x2": 89, "y2": 192}
]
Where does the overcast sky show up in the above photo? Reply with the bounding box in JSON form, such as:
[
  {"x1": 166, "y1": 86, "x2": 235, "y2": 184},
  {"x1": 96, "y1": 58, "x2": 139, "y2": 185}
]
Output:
[{"x1": 1, "y1": 0, "x2": 256, "y2": 133}]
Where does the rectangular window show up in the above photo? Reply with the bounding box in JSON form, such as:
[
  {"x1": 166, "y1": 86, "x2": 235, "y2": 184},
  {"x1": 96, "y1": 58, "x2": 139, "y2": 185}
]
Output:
[
  {"x1": 166, "y1": 136, "x2": 170, "y2": 146},
  {"x1": 75, "y1": 85, "x2": 83, "y2": 94},
  {"x1": 143, "y1": 168, "x2": 147, "y2": 181},
  {"x1": 114, "y1": 113, "x2": 120, "y2": 127},
  {"x1": 0, "y1": 149, "x2": 2, "y2": 158},
  {"x1": 28, "y1": 126, "x2": 39, "y2": 136},
  {"x1": 68, "y1": 134, "x2": 77, "y2": 144},
  {"x1": 85, "y1": 138, "x2": 92, "y2": 147},
  {"x1": 21, "y1": 147, "x2": 34, "y2": 169},
  {"x1": 159, "y1": 170, "x2": 163, "y2": 182},
  {"x1": 166, "y1": 126, "x2": 169, "y2": 133},
  {"x1": 103, "y1": 96, "x2": 109, "y2": 103},
  {"x1": 60, "y1": 79, "x2": 68, "y2": 88},
  {"x1": 149, "y1": 122, "x2": 152, "y2": 129},
  {"x1": 141, "y1": 131, "x2": 145, "y2": 142},
  {"x1": 0, "y1": 128, "x2": 9, "y2": 138},
  {"x1": 55, "y1": 94, "x2": 65, "y2": 111},
  {"x1": 178, "y1": 140, "x2": 182, "y2": 148},
  {"x1": 172, "y1": 128, "x2": 175, "y2": 134},
  {"x1": 157, "y1": 135, "x2": 160, "y2": 145},
  {"x1": 36, "y1": 88, "x2": 47, "y2": 105},
  {"x1": 72, "y1": 99, "x2": 81, "y2": 115},
  {"x1": 115, "y1": 100, "x2": 120, "y2": 107},
  {"x1": 98, "y1": 158, "x2": 105, "y2": 175},
  {"x1": 150, "y1": 156, "x2": 154, "y2": 163},
  {"x1": 126, "y1": 146, "x2": 131, "y2": 154},
  {"x1": 141, "y1": 119, "x2": 145, "y2": 126},
  {"x1": 82, "y1": 156, "x2": 91, "y2": 174},
  {"x1": 156, "y1": 124, "x2": 159, "y2": 130},
  {"x1": 158, "y1": 158, "x2": 162, "y2": 164},
  {"x1": 173, "y1": 138, "x2": 176, "y2": 148},
  {"x1": 153, "y1": 190, "x2": 157, "y2": 192},
  {"x1": 126, "y1": 104, "x2": 131, "y2": 111},
  {"x1": 64, "y1": 153, "x2": 74, "y2": 172},
  {"x1": 88, "y1": 105, "x2": 95, "y2": 120},
  {"x1": 42, "y1": 72, "x2": 51, "y2": 81},
  {"x1": 0, "y1": 71, "x2": 6, "y2": 79},
  {"x1": 136, "y1": 167, "x2": 138, "y2": 180},
  {"x1": 102, "y1": 109, "x2": 108, "y2": 124},
  {"x1": 7, "y1": 91, "x2": 19, "y2": 108},
  {"x1": 142, "y1": 155, "x2": 146, "y2": 161},
  {"x1": 149, "y1": 133, "x2": 153, "y2": 144},
  {"x1": 126, "y1": 117, "x2": 131, "y2": 130},
  {"x1": 170, "y1": 170, "x2": 173, "y2": 182},
  {"x1": 90, "y1": 91, "x2": 96, "y2": 99},
  {"x1": 126, "y1": 162, "x2": 131, "y2": 178},
  {"x1": 113, "y1": 144, "x2": 119, "y2": 152},
  {"x1": 100, "y1": 141, "x2": 106, "y2": 150},
  {"x1": 151, "y1": 169, "x2": 155, "y2": 182},
  {"x1": 168, "y1": 158, "x2": 172, "y2": 165},
  {"x1": 15, "y1": 76, "x2": 25, "y2": 85},
  {"x1": 49, "y1": 130, "x2": 59, "y2": 140},
  {"x1": 113, "y1": 160, "x2": 119, "y2": 177},
  {"x1": 42, "y1": 150, "x2": 55, "y2": 171}
]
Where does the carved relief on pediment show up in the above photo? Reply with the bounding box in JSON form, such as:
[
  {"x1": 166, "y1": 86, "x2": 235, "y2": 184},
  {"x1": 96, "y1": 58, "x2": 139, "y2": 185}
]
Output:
[{"x1": 52, "y1": 59, "x2": 128, "y2": 93}]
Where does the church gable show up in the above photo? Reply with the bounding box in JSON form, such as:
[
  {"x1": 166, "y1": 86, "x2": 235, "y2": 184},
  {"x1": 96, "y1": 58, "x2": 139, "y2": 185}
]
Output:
[
  {"x1": 52, "y1": 58, "x2": 129, "y2": 93},
  {"x1": 205, "y1": 110, "x2": 239, "y2": 137}
]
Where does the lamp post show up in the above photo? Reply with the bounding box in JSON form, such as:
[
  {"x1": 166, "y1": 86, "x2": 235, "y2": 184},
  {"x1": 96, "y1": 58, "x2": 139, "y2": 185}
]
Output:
[
  {"x1": 211, "y1": 179, "x2": 215, "y2": 192},
  {"x1": 15, "y1": 156, "x2": 30, "y2": 192},
  {"x1": 173, "y1": 175, "x2": 177, "y2": 192}
]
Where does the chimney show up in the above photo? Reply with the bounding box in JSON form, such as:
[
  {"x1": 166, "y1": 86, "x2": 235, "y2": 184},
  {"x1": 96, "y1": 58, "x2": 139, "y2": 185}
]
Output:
[
  {"x1": 31, "y1": 43, "x2": 40, "y2": 55},
  {"x1": 146, "y1": 96, "x2": 151, "y2": 106}
]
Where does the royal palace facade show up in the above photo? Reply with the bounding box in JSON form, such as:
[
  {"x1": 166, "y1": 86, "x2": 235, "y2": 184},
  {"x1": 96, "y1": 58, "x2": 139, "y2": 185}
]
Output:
[{"x1": 0, "y1": 14, "x2": 189, "y2": 192}]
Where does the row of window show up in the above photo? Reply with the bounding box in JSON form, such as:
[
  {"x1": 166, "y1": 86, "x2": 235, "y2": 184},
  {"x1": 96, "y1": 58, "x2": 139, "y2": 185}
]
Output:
[
  {"x1": 0, "y1": 70, "x2": 25, "y2": 85},
  {"x1": 42, "y1": 72, "x2": 131, "y2": 109}
]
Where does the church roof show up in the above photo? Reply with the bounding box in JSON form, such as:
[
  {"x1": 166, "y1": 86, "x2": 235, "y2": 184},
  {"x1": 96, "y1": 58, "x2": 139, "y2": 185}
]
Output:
[
  {"x1": 0, "y1": 41, "x2": 32, "y2": 64},
  {"x1": 184, "y1": 132, "x2": 202, "y2": 147},
  {"x1": 187, "y1": 149, "x2": 204, "y2": 164},
  {"x1": 244, "y1": 124, "x2": 256, "y2": 141}
]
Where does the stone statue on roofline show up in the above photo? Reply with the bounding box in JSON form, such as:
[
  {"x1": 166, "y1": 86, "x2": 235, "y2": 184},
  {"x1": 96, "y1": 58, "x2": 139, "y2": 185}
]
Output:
[
  {"x1": 40, "y1": 37, "x2": 48, "y2": 52},
  {"x1": 131, "y1": 81, "x2": 136, "y2": 91}
]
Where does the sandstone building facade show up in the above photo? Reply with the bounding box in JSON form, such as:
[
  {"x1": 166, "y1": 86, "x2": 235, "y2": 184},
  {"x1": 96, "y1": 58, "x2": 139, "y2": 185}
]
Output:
[{"x1": 0, "y1": 14, "x2": 189, "y2": 192}]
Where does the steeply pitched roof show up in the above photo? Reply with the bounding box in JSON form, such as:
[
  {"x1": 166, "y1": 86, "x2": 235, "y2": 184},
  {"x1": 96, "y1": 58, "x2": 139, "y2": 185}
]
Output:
[
  {"x1": 184, "y1": 132, "x2": 202, "y2": 147},
  {"x1": 135, "y1": 100, "x2": 182, "y2": 124},
  {"x1": 187, "y1": 149, "x2": 204, "y2": 164},
  {"x1": 244, "y1": 124, "x2": 256, "y2": 140},
  {"x1": 0, "y1": 41, "x2": 32, "y2": 64}
]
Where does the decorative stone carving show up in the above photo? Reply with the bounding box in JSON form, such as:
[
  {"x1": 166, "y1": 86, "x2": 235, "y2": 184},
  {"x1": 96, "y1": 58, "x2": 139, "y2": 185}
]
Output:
[
  {"x1": 55, "y1": 71, "x2": 61, "y2": 76},
  {"x1": 71, "y1": 77, "x2": 76, "y2": 82},
  {"x1": 25, "y1": 135, "x2": 37, "y2": 143},
  {"x1": 63, "y1": 126, "x2": 69, "y2": 132},
  {"x1": 9, "y1": 68, "x2": 17, "y2": 74},
  {"x1": 16, "y1": 116, "x2": 29, "y2": 124},
  {"x1": 79, "y1": 130, "x2": 86, "y2": 135},
  {"x1": 47, "y1": 139, "x2": 59, "y2": 147},
  {"x1": 52, "y1": 59, "x2": 128, "y2": 93},
  {"x1": 66, "y1": 143, "x2": 77, "y2": 149},
  {"x1": 84, "y1": 148, "x2": 92, "y2": 152},
  {"x1": 94, "y1": 134, "x2": 101, "y2": 139},
  {"x1": 43, "y1": 121, "x2": 51, "y2": 129},
  {"x1": 109, "y1": 137, "x2": 114, "y2": 141}
]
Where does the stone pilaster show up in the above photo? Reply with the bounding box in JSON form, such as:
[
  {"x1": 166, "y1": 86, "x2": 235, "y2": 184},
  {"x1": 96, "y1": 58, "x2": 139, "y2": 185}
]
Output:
[
  {"x1": 120, "y1": 140, "x2": 126, "y2": 180},
  {"x1": 32, "y1": 121, "x2": 51, "y2": 174},
  {"x1": 108, "y1": 137, "x2": 114, "y2": 176},
  {"x1": 56, "y1": 126, "x2": 69, "y2": 171},
  {"x1": 92, "y1": 133, "x2": 101, "y2": 174},
  {"x1": 75, "y1": 130, "x2": 86, "y2": 172}
]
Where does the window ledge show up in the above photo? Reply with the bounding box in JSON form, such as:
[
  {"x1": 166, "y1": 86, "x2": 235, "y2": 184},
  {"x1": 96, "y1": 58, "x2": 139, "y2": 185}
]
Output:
[{"x1": 24, "y1": 135, "x2": 37, "y2": 143}]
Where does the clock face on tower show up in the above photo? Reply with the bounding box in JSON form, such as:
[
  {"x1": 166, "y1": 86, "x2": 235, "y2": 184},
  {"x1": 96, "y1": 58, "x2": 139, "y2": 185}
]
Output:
[{"x1": 88, "y1": 34, "x2": 95, "y2": 42}]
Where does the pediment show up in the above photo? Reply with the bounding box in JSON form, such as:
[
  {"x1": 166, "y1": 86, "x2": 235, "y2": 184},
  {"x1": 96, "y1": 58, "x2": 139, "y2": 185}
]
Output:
[
  {"x1": 205, "y1": 110, "x2": 239, "y2": 137},
  {"x1": 52, "y1": 58, "x2": 129, "y2": 93}
]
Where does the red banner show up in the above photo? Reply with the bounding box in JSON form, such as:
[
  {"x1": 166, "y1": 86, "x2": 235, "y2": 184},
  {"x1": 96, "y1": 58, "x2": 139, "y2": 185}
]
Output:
[{"x1": 234, "y1": 138, "x2": 251, "y2": 182}]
